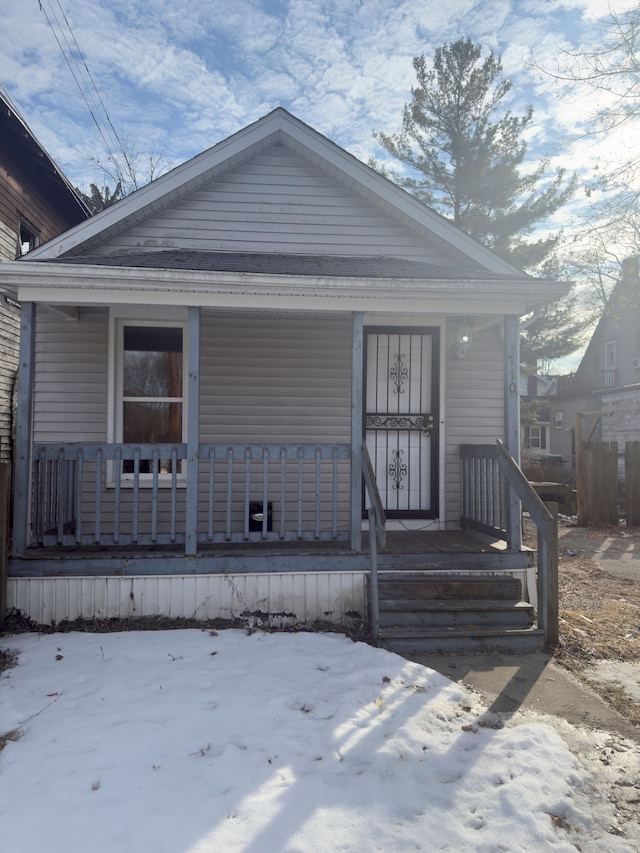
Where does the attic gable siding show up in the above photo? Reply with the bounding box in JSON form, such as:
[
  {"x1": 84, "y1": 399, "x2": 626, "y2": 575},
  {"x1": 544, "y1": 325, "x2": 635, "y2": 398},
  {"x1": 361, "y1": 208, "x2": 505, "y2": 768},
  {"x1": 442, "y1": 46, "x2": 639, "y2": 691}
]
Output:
[{"x1": 89, "y1": 144, "x2": 446, "y2": 263}]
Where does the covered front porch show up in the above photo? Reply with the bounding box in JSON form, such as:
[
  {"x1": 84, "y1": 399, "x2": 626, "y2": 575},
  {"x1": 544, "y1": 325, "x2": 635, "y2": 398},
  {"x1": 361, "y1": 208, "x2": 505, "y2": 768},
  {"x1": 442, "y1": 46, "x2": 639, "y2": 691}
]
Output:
[
  {"x1": 12, "y1": 439, "x2": 526, "y2": 567},
  {"x1": 7, "y1": 440, "x2": 557, "y2": 652}
]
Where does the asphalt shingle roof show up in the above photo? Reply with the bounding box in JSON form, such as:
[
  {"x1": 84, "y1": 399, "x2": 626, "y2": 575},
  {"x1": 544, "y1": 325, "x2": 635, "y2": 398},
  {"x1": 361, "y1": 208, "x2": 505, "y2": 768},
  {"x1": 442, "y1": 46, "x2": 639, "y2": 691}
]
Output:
[{"x1": 45, "y1": 250, "x2": 529, "y2": 281}]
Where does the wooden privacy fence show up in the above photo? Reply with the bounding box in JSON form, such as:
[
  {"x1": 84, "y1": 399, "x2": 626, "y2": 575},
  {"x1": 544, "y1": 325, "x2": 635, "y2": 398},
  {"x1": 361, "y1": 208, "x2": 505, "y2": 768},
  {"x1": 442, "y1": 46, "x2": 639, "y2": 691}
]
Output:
[
  {"x1": 626, "y1": 442, "x2": 640, "y2": 527},
  {"x1": 577, "y1": 440, "x2": 640, "y2": 527}
]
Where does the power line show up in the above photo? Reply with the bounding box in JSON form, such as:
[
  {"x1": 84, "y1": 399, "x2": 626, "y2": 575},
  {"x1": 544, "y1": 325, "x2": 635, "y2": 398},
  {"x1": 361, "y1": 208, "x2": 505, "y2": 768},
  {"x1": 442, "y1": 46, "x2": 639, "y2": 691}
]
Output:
[
  {"x1": 38, "y1": 0, "x2": 126, "y2": 175},
  {"x1": 52, "y1": 0, "x2": 127, "y2": 156}
]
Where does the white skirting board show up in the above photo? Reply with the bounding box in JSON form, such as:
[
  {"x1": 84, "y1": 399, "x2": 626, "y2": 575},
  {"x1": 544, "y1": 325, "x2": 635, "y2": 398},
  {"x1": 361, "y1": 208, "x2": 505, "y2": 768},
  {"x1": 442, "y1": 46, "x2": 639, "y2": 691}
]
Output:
[
  {"x1": 6, "y1": 572, "x2": 368, "y2": 629},
  {"x1": 6, "y1": 567, "x2": 535, "y2": 627}
]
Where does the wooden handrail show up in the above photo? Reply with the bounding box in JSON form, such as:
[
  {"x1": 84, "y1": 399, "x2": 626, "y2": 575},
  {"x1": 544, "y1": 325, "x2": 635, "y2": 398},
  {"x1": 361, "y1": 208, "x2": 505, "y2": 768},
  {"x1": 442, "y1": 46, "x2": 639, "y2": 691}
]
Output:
[
  {"x1": 361, "y1": 443, "x2": 386, "y2": 549},
  {"x1": 460, "y1": 441, "x2": 558, "y2": 645},
  {"x1": 362, "y1": 443, "x2": 386, "y2": 644},
  {"x1": 494, "y1": 440, "x2": 558, "y2": 645}
]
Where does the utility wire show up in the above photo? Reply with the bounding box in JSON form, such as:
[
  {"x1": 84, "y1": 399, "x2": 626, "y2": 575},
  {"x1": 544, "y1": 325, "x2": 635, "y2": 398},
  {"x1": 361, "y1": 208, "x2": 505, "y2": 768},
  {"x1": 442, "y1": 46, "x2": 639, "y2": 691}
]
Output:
[
  {"x1": 38, "y1": 0, "x2": 126, "y2": 175},
  {"x1": 52, "y1": 0, "x2": 127, "y2": 157}
]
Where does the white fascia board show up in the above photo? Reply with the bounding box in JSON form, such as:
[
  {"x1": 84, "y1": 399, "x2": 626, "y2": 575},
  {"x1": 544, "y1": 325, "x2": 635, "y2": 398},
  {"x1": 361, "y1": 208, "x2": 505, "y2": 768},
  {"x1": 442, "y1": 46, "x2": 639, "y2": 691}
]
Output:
[
  {"x1": 276, "y1": 120, "x2": 524, "y2": 277},
  {"x1": 23, "y1": 120, "x2": 285, "y2": 261},
  {"x1": 20, "y1": 287, "x2": 533, "y2": 317},
  {"x1": 10, "y1": 261, "x2": 570, "y2": 316}
]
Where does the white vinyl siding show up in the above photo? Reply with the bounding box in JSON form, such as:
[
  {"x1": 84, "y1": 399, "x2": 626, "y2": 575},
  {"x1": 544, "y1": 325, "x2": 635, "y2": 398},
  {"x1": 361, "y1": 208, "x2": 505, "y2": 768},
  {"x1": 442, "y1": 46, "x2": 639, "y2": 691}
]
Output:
[
  {"x1": 7, "y1": 572, "x2": 367, "y2": 627},
  {"x1": 91, "y1": 145, "x2": 449, "y2": 263},
  {"x1": 443, "y1": 323, "x2": 504, "y2": 525},
  {"x1": 31, "y1": 307, "x2": 353, "y2": 539},
  {"x1": 0, "y1": 299, "x2": 19, "y2": 461},
  {"x1": 31, "y1": 308, "x2": 352, "y2": 447},
  {"x1": 33, "y1": 306, "x2": 109, "y2": 442},
  {"x1": 0, "y1": 219, "x2": 16, "y2": 261},
  {"x1": 200, "y1": 310, "x2": 352, "y2": 444},
  {"x1": 199, "y1": 310, "x2": 353, "y2": 535}
]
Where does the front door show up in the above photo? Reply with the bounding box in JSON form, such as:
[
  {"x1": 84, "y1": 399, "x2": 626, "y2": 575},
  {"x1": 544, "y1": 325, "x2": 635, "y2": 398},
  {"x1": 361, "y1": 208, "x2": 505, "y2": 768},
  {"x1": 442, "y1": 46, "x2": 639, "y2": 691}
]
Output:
[{"x1": 364, "y1": 327, "x2": 439, "y2": 518}]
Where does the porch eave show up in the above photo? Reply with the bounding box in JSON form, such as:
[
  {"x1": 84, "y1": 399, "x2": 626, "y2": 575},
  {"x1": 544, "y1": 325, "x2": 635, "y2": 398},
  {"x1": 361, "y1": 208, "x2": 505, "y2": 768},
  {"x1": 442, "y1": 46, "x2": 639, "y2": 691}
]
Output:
[{"x1": 4, "y1": 260, "x2": 570, "y2": 316}]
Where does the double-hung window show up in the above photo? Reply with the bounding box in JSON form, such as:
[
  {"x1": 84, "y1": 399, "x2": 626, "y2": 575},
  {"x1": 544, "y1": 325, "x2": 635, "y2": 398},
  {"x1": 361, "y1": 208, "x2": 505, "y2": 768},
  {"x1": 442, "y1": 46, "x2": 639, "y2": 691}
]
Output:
[
  {"x1": 524, "y1": 425, "x2": 546, "y2": 450},
  {"x1": 114, "y1": 318, "x2": 186, "y2": 478}
]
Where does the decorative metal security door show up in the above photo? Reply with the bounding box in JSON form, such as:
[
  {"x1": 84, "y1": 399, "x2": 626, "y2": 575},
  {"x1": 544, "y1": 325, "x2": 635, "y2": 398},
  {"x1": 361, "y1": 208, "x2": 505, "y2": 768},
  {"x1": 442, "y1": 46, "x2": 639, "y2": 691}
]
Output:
[{"x1": 364, "y1": 327, "x2": 439, "y2": 518}]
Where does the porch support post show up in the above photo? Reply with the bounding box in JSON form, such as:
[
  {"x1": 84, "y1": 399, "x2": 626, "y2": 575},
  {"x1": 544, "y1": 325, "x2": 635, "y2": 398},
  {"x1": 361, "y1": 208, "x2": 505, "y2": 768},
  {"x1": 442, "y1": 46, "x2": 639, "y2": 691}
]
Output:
[
  {"x1": 504, "y1": 314, "x2": 522, "y2": 549},
  {"x1": 13, "y1": 301, "x2": 35, "y2": 556},
  {"x1": 185, "y1": 306, "x2": 200, "y2": 555},
  {"x1": 350, "y1": 312, "x2": 364, "y2": 550}
]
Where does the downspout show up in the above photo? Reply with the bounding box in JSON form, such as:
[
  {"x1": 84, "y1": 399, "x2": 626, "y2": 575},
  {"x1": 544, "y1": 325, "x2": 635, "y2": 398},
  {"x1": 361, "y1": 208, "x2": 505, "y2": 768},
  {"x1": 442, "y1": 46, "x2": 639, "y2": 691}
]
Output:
[{"x1": 13, "y1": 301, "x2": 35, "y2": 556}]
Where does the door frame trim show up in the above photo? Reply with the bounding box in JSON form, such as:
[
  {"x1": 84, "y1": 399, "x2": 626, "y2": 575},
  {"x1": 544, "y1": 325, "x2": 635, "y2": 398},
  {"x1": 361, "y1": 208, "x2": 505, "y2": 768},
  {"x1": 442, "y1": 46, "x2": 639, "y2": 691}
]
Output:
[{"x1": 363, "y1": 325, "x2": 440, "y2": 520}]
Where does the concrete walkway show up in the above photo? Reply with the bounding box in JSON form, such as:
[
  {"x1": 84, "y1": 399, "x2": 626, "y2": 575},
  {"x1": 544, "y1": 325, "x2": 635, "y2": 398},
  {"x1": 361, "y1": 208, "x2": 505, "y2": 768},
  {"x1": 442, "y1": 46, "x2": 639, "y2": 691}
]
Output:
[
  {"x1": 411, "y1": 651, "x2": 640, "y2": 744},
  {"x1": 557, "y1": 522, "x2": 640, "y2": 582}
]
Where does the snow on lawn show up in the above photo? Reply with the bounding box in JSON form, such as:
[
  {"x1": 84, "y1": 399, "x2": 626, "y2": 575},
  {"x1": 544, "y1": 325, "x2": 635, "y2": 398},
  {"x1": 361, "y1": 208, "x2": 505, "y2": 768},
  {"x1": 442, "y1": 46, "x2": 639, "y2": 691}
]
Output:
[{"x1": 0, "y1": 629, "x2": 636, "y2": 853}]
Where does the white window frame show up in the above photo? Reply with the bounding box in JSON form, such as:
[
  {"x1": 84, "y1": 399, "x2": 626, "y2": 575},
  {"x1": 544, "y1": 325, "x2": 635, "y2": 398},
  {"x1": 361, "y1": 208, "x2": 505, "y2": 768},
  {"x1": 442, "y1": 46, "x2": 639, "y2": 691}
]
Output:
[
  {"x1": 554, "y1": 411, "x2": 563, "y2": 430},
  {"x1": 605, "y1": 340, "x2": 616, "y2": 370},
  {"x1": 18, "y1": 219, "x2": 39, "y2": 256},
  {"x1": 108, "y1": 307, "x2": 188, "y2": 485},
  {"x1": 525, "y1": 425, "x2": 546, "y2": 450}
]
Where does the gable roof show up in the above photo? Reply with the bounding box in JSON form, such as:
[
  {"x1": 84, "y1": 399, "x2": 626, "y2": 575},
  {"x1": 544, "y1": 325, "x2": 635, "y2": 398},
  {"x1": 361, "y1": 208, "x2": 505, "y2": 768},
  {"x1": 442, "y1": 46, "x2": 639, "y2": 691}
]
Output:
[
  {"x1": 577, "y1": 256, "x2": 639, "y2": 373},
  {"x1": 24, "y1": 107, "x2": 525, "y2": 277},
  {"x1": 0, "y1": 90, "x2": 89, "y2": 223}
]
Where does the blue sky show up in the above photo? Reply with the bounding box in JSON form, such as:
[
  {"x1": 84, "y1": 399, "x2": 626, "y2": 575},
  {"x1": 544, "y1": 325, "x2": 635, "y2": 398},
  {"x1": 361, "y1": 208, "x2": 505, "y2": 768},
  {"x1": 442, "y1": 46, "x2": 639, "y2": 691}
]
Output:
[{"x1": 2, "y1": 0, "x2": 634, "y2": 196}]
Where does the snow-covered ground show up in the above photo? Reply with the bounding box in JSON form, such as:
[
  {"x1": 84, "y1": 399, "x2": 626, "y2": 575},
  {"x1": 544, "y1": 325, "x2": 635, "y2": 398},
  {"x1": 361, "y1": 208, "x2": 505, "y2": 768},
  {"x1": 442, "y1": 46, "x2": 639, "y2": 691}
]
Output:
[{"x1": 1, "y1": 629, "x2": 638, "y2": 853}]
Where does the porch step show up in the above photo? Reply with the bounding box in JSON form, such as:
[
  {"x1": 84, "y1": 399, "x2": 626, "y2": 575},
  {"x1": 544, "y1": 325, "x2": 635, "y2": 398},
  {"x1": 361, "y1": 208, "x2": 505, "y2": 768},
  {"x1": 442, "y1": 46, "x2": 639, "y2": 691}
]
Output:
[
  {"x1": 378, "y1": 626, "x2": 546, "y2": 655},
  {"x1": 377, "y1": 573, "x2": 523, "y2": 601},
  {"x1": 372, "y1": 572, "x2": 542, "y2": 654},
  {"x1": 379, "y1": 599, "x2": 534, "y2": 628}
]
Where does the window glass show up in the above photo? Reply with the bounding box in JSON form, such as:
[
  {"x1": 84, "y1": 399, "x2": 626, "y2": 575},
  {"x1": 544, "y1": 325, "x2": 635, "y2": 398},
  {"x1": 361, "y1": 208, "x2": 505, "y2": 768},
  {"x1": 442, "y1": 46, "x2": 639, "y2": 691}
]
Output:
[
  {"x1": 605, "y1": 340, "x2": 616, "y2": 370},
  {"x1": 123, "y1": 326, "x2": 182, "y2": 398},
  {"x1": 525, "y1": 425, "x2": 546, "y2": 449},
  {"x1": 19, "y1": 222, "x2": 39, "y2": 256},
  {"x1": 120, "y1": 324, "x2": 184, "y2": 475}
]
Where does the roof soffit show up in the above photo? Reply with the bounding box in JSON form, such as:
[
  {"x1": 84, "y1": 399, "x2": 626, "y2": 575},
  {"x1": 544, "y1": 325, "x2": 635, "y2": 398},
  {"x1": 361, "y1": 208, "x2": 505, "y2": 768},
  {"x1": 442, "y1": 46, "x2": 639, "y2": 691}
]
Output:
[{"x1": 5, "y1": 258, "x2": 569, "y2": 316}]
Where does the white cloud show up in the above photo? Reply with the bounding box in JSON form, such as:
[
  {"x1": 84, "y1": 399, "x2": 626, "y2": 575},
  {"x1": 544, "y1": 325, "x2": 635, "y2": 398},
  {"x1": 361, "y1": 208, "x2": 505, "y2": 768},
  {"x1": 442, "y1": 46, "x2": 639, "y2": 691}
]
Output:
[{"x1": 0, "y1": 0, "x2": 636, "y2": 236}]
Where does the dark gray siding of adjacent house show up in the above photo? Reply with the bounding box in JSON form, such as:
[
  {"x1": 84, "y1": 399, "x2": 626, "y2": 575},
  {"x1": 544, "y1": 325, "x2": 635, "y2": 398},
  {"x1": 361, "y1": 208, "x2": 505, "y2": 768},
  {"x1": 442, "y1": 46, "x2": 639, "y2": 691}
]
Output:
[{"x1": 0, "y1": 101, "x2": 88, "y2": 461}]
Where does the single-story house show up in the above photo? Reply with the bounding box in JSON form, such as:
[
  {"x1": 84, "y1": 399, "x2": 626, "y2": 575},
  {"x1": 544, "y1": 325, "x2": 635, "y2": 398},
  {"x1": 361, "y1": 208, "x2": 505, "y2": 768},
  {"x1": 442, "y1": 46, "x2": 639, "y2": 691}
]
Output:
[
  {"x1": 551, "y1": 257, "x2": 640, "y2": 471},
  {"x1": 0, "y1": 108, "x2": 566, "y2": 651}
]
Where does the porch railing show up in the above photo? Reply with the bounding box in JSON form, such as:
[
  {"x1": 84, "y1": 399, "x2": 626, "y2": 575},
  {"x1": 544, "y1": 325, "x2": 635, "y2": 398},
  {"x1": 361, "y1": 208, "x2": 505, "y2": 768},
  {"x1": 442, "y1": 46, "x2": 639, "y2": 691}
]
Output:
[
  {"x1": 362, "y1": 442, "x2": 386, "y2": 644},
  {"x1": 29, "y1": 442, "x2": 351, "y2": 548},
  {"x1": 556, "y1": 368, "x2": 618, "y2": 395},
  {"x1": 460, "y1": 441, "x2": 558, "y2": 645}
]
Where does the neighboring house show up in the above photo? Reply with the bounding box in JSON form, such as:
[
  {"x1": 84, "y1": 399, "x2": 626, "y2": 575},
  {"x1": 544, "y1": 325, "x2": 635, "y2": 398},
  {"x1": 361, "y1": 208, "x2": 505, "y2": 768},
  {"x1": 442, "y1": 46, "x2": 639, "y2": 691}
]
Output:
[
  {"x1": 0, "y1": 108, "x2": 567, "y2": 648},
  {"x1": 0, "y1": 91, "x2": 88, "y2": 461},
  {"x1": 520, "y1": 371, "x2": 558, "y2": 461},
  {"x1": 550, "y1": 257, "x2": 640, "y2": 468}
]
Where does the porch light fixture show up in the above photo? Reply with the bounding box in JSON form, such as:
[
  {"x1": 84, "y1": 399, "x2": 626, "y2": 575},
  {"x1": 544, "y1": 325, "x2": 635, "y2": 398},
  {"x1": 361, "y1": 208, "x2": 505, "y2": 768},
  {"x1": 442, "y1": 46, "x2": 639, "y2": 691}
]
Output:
[{"x1": 452, "y1": 321, "x2": 473, "y2": 359}]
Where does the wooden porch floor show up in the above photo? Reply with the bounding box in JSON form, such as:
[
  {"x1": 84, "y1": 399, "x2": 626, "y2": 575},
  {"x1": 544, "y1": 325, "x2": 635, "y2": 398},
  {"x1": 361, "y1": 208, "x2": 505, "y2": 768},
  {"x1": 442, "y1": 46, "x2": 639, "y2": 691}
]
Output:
[
  {"x1": 15, "y1": 528, "x2": 509, "y2": 560},
  {"x1": 9, "y1": 528, "x2": 535, "y2": 578}
]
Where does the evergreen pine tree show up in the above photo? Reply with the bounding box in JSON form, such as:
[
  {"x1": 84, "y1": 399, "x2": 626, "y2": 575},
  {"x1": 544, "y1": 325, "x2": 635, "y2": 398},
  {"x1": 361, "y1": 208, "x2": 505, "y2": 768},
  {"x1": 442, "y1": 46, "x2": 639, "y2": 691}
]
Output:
[{"x1": 374, "y1": 38, "x2": 577, "y2": 274}]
